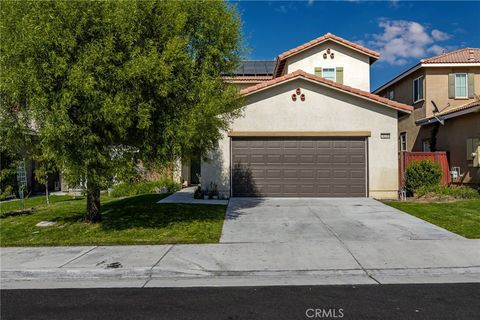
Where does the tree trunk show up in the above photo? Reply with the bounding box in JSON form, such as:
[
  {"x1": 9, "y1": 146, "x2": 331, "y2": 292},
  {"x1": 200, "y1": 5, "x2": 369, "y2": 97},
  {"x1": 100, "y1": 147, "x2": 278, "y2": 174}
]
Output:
[
  {"x1": 85, "y1": 181, "x2": 101, "y2": 223},
  {"x1": 45, "y1": 177, "x2": 50, "y2": 206}
]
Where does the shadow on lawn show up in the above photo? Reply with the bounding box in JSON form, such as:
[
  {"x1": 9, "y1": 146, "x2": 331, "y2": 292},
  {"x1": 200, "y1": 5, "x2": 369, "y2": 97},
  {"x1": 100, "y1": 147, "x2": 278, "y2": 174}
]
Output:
[
  {"x1": 56, "y1": 194, "x2": 225, "y2": 231},
  {"x1": 102, "y1": 194, "x2": 225, "y2": 231}
]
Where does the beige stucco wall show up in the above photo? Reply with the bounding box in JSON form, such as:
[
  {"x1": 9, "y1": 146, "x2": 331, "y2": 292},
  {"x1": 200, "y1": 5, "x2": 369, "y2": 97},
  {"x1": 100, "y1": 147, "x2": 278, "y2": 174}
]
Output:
[
  {"x1": 425, "y1": 66, "x2": 480, "y2": 117},
  {"x1": 201, "y1": 78, "x2": 401, "y2": 199},
  {"x1": 377, "y1": 68, "x2": 426, "y2": 152},
  {"x1": 286, "y1": 41, "x2": 371, "y2": 91},
  {"x1": 378, "y1": 66, "x2": 480, "y2": 152},
  {"x1": 421, "y1": 113, "x2": 480, "y2": 184}
]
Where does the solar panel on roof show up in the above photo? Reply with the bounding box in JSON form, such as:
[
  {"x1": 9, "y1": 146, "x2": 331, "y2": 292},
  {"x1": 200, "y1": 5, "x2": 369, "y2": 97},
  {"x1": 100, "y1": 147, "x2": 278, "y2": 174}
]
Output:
[
  {"x1": 230, "y1": 60, "x2": 275, "y2": 76},
  {"x1": 254, "y1": 61, "x2": 267, "y2": 74}
]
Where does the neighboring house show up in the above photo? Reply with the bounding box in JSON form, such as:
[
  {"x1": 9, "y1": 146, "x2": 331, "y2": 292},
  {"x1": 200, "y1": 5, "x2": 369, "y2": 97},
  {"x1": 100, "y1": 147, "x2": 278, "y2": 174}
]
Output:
[
  {"x1": 374, "y1": 48, "x2": 480, "y2": 185},
  {"x1": 181, "y1": 33, "x2": 413, "y2": 199}
]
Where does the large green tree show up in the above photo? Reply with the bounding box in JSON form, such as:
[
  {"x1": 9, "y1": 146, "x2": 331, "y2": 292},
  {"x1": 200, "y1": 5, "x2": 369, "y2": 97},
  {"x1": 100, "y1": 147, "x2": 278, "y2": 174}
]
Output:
[{"x1": 1, "y1": 0, "x2": 243, "y2": 221}]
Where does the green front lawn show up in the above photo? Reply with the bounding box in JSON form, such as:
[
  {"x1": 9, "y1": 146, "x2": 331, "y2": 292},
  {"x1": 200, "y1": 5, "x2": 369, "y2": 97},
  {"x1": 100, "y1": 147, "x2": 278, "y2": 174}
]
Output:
[
  {"x1": 0, "y1": 194, "x2": 226, "y2": 246},
  {"x1": 385, "y1": 199, "x2": 480, "y2": 238}
]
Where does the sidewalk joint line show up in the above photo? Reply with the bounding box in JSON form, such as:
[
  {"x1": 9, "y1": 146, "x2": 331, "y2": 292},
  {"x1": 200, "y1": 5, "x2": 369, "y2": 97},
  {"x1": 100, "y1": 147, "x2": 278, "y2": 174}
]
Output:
[
  {"x1": 142, "y1": 245, "x2": 174, "y2": 288},
  {"x1": 58, "y1": 246, "x2": 98, "y2": 268},
  {"x1": 308, "y1": 206, "x2": 381, "y2": 285}
]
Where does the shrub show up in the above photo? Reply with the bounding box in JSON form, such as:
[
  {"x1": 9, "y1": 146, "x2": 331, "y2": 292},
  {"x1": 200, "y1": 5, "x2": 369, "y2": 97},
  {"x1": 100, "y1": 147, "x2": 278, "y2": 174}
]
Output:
[
  {"x1": 405, "y1": 160, "x2": 442, "y2": 194},
  {"x1": 416, "y1": 185, "x2": 480, "y2": 199},
  {"x1": 0, "y1": 185, "x2": 14, "y2": 201},
  {"x1": 110, "y1": 178, "x2": 180, "y2": 198}
]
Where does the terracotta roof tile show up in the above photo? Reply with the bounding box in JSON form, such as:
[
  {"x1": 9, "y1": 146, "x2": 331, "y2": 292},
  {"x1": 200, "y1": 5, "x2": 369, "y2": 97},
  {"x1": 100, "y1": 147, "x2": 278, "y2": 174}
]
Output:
[
  {"x1": 277, "y1": 33, "x2": 380, "y2": 61},
  {"x1": 223, "y1": 75, "x2": 273, "y2": 83},
  {"x1": 240, "y1": 70, "x2": 413, "y2": 113},
  {"x1": 421, "y1": 48, "x2": 480, "y2": 64}
]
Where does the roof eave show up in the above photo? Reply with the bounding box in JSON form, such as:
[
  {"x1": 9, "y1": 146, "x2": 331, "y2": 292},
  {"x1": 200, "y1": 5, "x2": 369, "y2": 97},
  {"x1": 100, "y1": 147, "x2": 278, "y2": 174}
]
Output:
[
  {"x1": 241, "y1": 73, "x2": 412, "y2": 114},
  {"x1": 416, "y1": 105, "x2": 480, "y2": 125}
]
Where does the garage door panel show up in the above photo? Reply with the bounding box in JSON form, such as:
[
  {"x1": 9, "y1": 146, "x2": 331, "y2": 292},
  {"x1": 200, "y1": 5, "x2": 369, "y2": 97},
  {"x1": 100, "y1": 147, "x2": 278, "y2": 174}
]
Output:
[
  {"x1": 333, "y1": 155, "x2": 349, "y2": 164},
  {"x1": 350, "y1": 169, "x2": 365, "y2": 178},
  {"x1": 250, "y1": 154, "x2": 265, "y2": 163},
  {"x1": 299, "y1": 154, "x2": 315, "y2": 163},
  {"x1": 232, "y1": 137, "x2": 366, "y2": 197},
  {"x1": 350, "y1": 155, "x2": 365, "y2": 164},
  {"x1": 317, "y1": 155, "x2": 332, "y2": 163},
  {"x1": 283, "y1": 155, "x2": 298, "y2": 163}
]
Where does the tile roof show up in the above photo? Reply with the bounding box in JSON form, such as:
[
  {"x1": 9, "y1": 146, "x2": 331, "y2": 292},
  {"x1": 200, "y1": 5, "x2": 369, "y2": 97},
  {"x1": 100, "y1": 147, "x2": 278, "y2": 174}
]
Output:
[
  {"x1": 418, "y1": 100, "x2": 480, "y2": 123},
  {"x1": 277, "y1": 33, "x2": 380, "y2": 61},
  {"x1": 223, "y1": 75, "x2": 273, "y2": 83},
  {"x1": 240, "y1": 70, "x2": 413, "y2": 113},
  {"x1": 274, "y1": 33, "x2": 379, "y2": 77},
  {"x1": 421, "y1": 48, "x2": 480, "y2": 64}
]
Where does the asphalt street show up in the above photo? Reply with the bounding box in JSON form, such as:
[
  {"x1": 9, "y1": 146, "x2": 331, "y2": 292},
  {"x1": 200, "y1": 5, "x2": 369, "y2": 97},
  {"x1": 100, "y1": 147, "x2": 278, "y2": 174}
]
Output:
[{"x1": 2, "y1": 283, "x2": 480, "y2": 320}]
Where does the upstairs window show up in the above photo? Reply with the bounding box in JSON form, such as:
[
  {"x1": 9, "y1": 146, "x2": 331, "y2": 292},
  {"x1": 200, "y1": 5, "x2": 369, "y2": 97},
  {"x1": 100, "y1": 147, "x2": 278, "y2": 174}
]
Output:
[
  {"x1": 454, "y1": 73, "x2": 468, "y2": 98},
  {"x1": 400, "y1": 132, "x2": 407, "y2": 151},
  {"x1": 388, "y1": 89, "x2": 395, "y2": 100},
  {"x1": 314, "y1": 67, "x2": 344, "y2": 84},
  {"x1": 413, "y1": 76, "x2": 424, "y2": 103},
  {"x1": 422, "y1": 140, "x2": 431, "y2": 152},
  {"x1": 322, "y1": 68, "x2": 336, "y2": 82}
]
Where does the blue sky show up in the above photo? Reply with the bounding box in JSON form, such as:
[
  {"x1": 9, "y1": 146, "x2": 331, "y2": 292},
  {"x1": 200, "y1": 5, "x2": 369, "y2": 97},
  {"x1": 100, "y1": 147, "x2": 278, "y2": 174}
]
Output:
[{"x1": 233, "y1": 1, "x2": 480, "y2": 91}]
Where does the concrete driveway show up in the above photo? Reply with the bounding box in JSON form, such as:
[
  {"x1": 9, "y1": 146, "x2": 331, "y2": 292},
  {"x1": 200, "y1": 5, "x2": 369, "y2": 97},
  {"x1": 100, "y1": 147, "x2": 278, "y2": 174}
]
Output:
[{"x1": 220, "y1": 198, "x2": 463, "y2": 243}]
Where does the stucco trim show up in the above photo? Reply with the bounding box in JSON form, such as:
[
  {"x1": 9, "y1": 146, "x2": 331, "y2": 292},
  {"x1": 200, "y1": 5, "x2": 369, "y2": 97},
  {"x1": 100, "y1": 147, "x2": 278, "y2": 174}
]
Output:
[{"x1": 228, "y1": 131, "x2": 372, "y2": 137}]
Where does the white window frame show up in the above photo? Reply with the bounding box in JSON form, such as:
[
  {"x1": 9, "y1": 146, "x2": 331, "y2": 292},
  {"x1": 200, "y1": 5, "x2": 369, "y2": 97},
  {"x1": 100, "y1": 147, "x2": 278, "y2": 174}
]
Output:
[
  {"x1": 322, "y1": 67, "x2": 336, "y2": 82},
  {"x1": 454, "y1": 73, "x2": 468, "y2": 99},
  {"x1": 412, "y1": 76, "x2": 424, "y2": 103},
  {"x1": 400, "y1": 132, "x2": 407, "y2": 152},
  {"x1": 388, "y1": 89, "x2": 395, "y2": 100},
  {"x1": 422, "y1": 139, "x2": 431, "y2": 152}
]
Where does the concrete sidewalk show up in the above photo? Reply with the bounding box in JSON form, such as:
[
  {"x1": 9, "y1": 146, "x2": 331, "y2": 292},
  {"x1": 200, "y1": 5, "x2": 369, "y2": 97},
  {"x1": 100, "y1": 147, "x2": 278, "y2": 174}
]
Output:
[
  {"x1": 2, "y1": 240, "x2": 480, "y2": 289},
  {"x1": 158, "y1": 187, "x2": 228, "y2": 205}
]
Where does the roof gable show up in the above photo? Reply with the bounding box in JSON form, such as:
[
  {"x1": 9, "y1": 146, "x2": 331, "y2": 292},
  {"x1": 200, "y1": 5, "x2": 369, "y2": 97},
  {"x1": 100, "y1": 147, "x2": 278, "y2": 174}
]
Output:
[
  {"x1": 274, "y1": 33, "x2": 379, "y2": 77},
  {"x1": 240, "y1": 70, "x2": 413, "y2": 114}
]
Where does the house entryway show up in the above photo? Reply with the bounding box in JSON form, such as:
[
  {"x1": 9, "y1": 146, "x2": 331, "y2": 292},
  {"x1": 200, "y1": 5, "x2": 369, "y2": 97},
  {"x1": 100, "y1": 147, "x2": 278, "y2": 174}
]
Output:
[{"x1": 190, "y1": 157, "x2": 201, "y2": 185}]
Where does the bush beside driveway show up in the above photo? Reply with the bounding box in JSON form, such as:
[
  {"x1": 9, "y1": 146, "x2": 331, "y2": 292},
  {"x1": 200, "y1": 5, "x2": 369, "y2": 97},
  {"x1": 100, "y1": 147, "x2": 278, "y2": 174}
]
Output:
[
  {"x1": 0, "y1": 194, "x2": 226, "y2": 246},
  {"x1": 385, "y1": 199, "x2": 480, "y2": 239}
]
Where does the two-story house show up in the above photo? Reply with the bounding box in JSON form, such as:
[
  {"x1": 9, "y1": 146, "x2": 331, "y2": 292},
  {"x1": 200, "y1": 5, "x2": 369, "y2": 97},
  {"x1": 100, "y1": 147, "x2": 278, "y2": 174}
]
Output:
[
  {"x1": 181, "y1": 33, "x2": 413, "y2": 199},
  {"x1": 374, "y1": 48, "x2": 480, "y2": 185}
]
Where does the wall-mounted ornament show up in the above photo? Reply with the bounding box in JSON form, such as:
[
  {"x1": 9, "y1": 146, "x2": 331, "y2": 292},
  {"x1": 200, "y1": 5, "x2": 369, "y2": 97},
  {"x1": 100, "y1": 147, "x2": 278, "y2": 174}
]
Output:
[
  {"x1": 326, "y1": 48, "x2": 331, "y2": 54},
  {"x1": 291, "y1": 93, "x2": 297, "y2": 101},
  {"x1": 323, "y1": 53, "x2": 327, "y2": 59},
  {"x1": 300, "y1": 93, "x2": 306, "y2": 101},
  {"x1": 330, "y1": 52, "x2": 334, "y2": 59},
  {"x1": 296, "y1": 88, "x2": 301, "y2": 95}
]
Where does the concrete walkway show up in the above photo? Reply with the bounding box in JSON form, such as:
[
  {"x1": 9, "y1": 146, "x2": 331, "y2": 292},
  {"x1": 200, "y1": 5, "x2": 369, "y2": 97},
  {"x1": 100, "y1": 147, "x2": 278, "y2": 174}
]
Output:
[
  {"x1": 158, "y1": 187, "x2": 228, "y2": 205},
  {"x1": 2, "y1": 239, "x2": 480, "y2": 289}
]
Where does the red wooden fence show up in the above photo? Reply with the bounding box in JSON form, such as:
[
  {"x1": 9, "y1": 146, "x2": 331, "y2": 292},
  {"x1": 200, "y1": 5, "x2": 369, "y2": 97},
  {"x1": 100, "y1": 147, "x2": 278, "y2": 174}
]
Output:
[{"x1": 399, "y1": 151, "x2": 451, "y2": 187}]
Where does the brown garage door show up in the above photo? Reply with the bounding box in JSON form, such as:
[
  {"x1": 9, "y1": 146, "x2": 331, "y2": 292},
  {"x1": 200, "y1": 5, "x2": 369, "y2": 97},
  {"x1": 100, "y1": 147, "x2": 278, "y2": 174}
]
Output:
[{"x1": 231, "y1": 137, "x2": 367, "y2": 197}]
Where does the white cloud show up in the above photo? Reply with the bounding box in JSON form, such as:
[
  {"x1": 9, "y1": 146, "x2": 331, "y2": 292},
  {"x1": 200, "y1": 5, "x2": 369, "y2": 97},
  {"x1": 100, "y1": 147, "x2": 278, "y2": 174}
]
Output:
[
  {"x1": 367, "y1": 20, "x2": 451, "y2": 65},
  {"x1": 431, "y1": 29, "x2": 451, "y2": 41},
  {"x1": 427, "y1": 44, "x2": 446, "y2": 55}
]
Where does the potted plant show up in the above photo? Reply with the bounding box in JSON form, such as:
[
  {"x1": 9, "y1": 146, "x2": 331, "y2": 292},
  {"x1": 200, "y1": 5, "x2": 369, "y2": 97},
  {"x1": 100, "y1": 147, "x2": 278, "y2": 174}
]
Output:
[
  {"x1": 203, "y1": 185, "x2": 210, "y2": 200},
  {"x1": 208, "y1": 182, "x2": 219, "y2": 199},
  {"x1": 193, "y1": 186, "x2": 203, "y2": 199}
]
